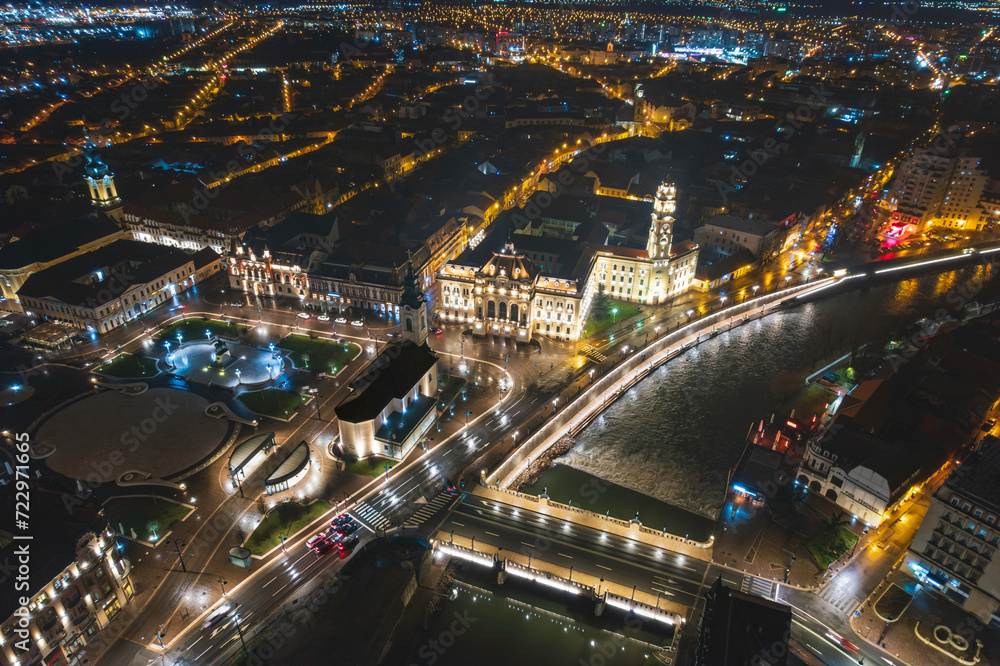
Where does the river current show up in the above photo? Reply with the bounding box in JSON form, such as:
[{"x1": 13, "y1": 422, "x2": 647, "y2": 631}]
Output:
[{"x1": 552, "y1": 265, "x2": 1000, "y2": 521}]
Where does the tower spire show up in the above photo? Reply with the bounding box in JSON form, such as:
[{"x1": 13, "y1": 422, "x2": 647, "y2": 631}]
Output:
[
  {"x1": 648, "y1": 180, "x2": 676, "y2": 260},
  {"x1": 399, "y1": 254, "x2": 428, "y2": 346}
]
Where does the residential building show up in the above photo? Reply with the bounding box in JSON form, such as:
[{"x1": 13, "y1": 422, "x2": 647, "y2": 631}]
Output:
[
  {"x1": 692, "y1": 249, "x2": 756, "y2": 292},
  {"x1": 884, "y1": 149, "x2": 990, "y2": 233},
  {"x1": 0, "y1": 530, "x2": 134, "y2": 666},
  {"x1": 17, "y1": 240, "x2": 215, "y2": 334},
  {"x1": 694, "y1": 214, "x2": 783, "y2": 260},
  {"x1": 797, "y1": 415, "x2": 931, "y2": 528},
  {"x1": 124, "y1": 207, "x2": 245, "y2": 255},
  {"x1": 904, "y1": 436, "x2": 1000, "y2": 624},
  {"x1": 0, "y1": 216, "x2": 128, "y2": 308}
]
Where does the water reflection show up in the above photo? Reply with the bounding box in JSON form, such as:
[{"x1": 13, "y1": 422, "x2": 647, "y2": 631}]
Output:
[{"x1": 554, "y1": 268, "x2": 1000, "y2": 521}]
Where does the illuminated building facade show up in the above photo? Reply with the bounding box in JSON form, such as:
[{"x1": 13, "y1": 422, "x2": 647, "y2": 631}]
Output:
[
  {"x1": 437, "y1": 180, "x2": 698, "y2": 342},
  {"x1": 0, "y1": 531, "x2": 134, "y2": 666},
  {"x1": 905, "y1": 437, "x2": 1000, "y2": 624}
]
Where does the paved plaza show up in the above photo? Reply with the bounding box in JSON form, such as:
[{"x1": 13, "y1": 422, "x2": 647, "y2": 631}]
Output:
[
  {"x1": 166, "y1": 339, "x2": 283, "y2": 388},
  {"x1": 35, "y1": 387, "x2": 230, "y2": 482}
]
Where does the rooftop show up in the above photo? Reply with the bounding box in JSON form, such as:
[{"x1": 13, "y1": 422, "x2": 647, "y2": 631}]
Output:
[
  {"x1": 702, "y1": 213, "x2": 780, "y2": 238},
  {"x1": 944, "y1": 435, "x2": 1000, "y2": 511},
  {"x1": 0, "y1": 216, "x2": 122, "y2": 270},
  {"x1": 335, "y1": 342, "x2": 437, "y2": 423}
]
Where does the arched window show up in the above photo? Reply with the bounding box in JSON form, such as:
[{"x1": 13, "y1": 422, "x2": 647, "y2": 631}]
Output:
[
  {"x1": 498, "y1": 302, "x2": 507, "y2": 320},
  {"x1": 511, "y1": 303, "x2": 519, "y2": 323},
  {"x1": 487, "y1": 300, "x2": 496, "y2": 318},
  {"x1": 406, "y1": 318, "x2": 413, "y2": 332}
]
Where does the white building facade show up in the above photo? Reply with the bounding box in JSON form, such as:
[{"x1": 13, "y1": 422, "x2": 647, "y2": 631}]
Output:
[{"x1": 436, "y1": 180, "x2": 699, "y2": 342}]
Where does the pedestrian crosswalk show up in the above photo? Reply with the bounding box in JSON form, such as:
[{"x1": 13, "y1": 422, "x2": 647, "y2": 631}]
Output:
[
  {"x1": 580, "y1": 345, "x2": 607, "y2": 362},
  {"x1": 405, "y1": 491, "x2": 453, "y2": 529},
  {"x1": 740, "y1": 575, "x2": 776, "y2": 600},
  {"x1": 817, "y1": 581, "x2": 859, "y2": 613},
  {"x1": 351, "y1": 500, "x2": 392, "y2": 532}
]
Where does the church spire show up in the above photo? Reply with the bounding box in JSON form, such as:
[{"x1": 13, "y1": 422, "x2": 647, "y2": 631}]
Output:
[{"x1": 399, "y1": 253, "x2": 428, "y2": 346}]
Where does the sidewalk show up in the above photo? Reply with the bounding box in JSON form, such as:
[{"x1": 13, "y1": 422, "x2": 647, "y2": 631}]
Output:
[
  {"x1": 850, "y1": 569, "x2": 994, "y2": 666},
  {"x1": 712, "y1": 496, "x2": 825, "y2": 590}
]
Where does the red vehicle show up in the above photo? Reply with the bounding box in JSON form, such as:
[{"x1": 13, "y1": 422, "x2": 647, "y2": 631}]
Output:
[
  {"x1": 307, "y1": 530, "x2": 334, "y2": 550},
  {"x1": 825, "y1": 630, "x2": 859, "y2": 655},
  {"x1": 312, "y1": 536, "x2": 338, "y2": 556}
]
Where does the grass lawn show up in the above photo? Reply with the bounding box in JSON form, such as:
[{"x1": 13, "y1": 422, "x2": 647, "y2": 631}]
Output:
[
  {"x1": 103, "y1": 496, "x2": 192, "y2": 543},
  {"x1": 581, "y1": 299, "x2": 641, "y2": 340},
  {"x1": 95, "y1": 353, "x2": 159, "y2": 378},
  {"x1": 280, "y1": 334, "x2": 361, "y2": 374},
  {"x1": 244, "y1": 500, "x2": 331, "y2": 556},
  {"x1": 874, "y1": 583, "x2": 913, "y2": 622},
  {"x1": 437, "y1": 375, "x2": 466, "y2": 408},
  {"x1": 239, "y1": 389, "x2": 307, "y2": 419},
  {"x1": 807, "y1": 525, "x2": 860, "y2": 569},
  {"x1": 344, "y1": 456, "x2": 397, "y2": 478},
  {"x1": 156, "y1": 317, "x2": 237, "y2": 343}
]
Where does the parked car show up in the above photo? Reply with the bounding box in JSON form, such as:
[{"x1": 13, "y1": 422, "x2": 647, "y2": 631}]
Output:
[
  {"x1": 318, "y1": 314, "x2": 330, "y2": 322},
  {"x1": 982, "y1": 418, "x2": 997, "y2": 432},
  {"x1": 297, "y1": 312, "x2": 310, "y2": 319},
  {"x1": 350, "y1": 320, "x2": 364, "y2": 327},
  {"x1": 335, "y1": 317, "x2": 347, "y2": 324}
]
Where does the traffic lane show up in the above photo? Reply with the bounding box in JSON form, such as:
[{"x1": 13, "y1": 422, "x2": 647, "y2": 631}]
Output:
[
  {"x1": 174, "y1": 533, "x2": 369, "y2": 665},
  {"x1": 358, "y1": 387, "x2": 539, "y2": 524},
  {"x1": 445, "y1": 499, "x2": 708, "y2": 606},
  {"x1": 791, "y1": 609, "x2": 900, "y2": 666},
  {"x1": 458, "y1": 495, "x2": 706, "y2": 587},
  {"x1": 442, "y1": 508, "x2": 704, "y2": 608}
]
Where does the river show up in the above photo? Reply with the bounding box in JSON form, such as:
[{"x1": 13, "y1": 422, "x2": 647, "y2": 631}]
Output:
[{"x1": 532, "y1": 264, "x2": 1000, "y2": 522}]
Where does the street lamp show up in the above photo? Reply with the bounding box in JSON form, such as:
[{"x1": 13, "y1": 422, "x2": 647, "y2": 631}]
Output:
[
  {"x1": 165, "y1": 537, "x2": 187, "y2": 573},
  {"x1": 612, "y1": 307, "x2": 619, "y2": 323},
  {"x1": 752, "y1": 285, "x2": 759, "y2": 298},
  {"x1": 231, "y1": 603, "x2": 249, "y2": 655},
  {"x1": 589, "y1": 369, "x2": 595, "y2": 383}
]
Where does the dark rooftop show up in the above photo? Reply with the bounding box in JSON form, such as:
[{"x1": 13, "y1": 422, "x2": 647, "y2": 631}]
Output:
[
  {"x1": 335, "y1": 342, "x2": 437, "y2": 423},
  {"x1": 0, "y1": 215, "x2": 121, "y2": 270}
]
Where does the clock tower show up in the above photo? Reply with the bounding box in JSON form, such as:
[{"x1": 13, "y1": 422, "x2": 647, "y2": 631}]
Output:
[
  {"x1": 399, "y1": 256, "x2": 428, "y2": 347},
  {"x1": 648, "y1": 180, "x2": 676, "y2": 260}
]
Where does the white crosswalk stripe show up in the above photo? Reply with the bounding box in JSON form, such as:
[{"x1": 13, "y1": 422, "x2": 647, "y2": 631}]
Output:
[
  {"x1": 404, "y1": 492, "x2": 452, "y2": 528},
  {"x1": 740, "y1": 575, "x2": 776, "y2": 600},
  {"x1": 350, "y1": 502, "x2": 391, "y2": 531}
]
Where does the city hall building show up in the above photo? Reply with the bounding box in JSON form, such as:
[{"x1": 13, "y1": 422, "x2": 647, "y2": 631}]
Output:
[{"x1": 436, "y1": 181, "x2": 698, "y2": 342}]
